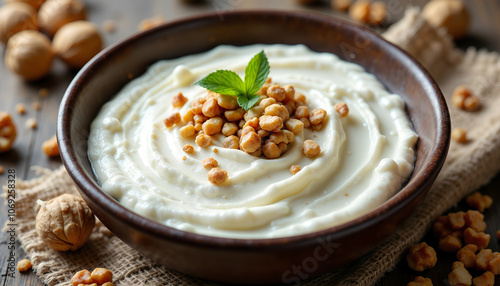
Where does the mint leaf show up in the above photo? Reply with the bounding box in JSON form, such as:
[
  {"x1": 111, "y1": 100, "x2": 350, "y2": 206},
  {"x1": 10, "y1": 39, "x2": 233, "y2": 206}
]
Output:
[
  {"x1": 237, "y1": 94, "x2": 260, "y2": 111},
  {"x1": 194, "y1": 70, "x2": 245, "y2": 96},
  {"x1": 193, "y1": 50, "x2": 270, "y2": 111},
  {"x1": 244, "y1": 50, "x2": 270, "y2": 95}
]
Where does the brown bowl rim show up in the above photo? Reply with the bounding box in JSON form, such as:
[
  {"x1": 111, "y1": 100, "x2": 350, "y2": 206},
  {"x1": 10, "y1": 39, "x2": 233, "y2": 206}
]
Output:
[{"x1": 58, "y1": 10, "x2": 450, "y2": 249}]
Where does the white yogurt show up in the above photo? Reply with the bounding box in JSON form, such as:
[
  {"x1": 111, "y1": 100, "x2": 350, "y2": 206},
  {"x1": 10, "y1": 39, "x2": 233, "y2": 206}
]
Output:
[{"x1": 88, "y1": 44, "x2": 418, "y2": 238}]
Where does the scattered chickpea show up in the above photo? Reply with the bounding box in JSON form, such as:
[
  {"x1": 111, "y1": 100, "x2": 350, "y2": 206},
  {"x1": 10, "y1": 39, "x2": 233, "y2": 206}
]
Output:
[
  {"x1": 439, "y1": 235, "x2": 462, "y2": 253},
  {"x1": 451, "y1": 128, "x2": 467, "y2": 143},
  {"x1": 102, "y1": 20, "x2": 116, "y2": 33},
  {"x1": 407, "y1": 276, "x2": 432, "y2": 286},
  {"x1": 300, "y1": 117, "x2": 311, "y2": 128},
  {"x1": 221, "y1": 122, "x2": 237, "y2": 136},
  {"x1": 334, "y1": 102, "x2": 349, "y2": 117},
  {"x1": 224, "y1": 108, "x2": 245, "y2": 122},
  {"x1": 267, "y1": 85, "x2": 286, "y2": 102},
  {"x1": 17, "y1": 258, "x2": 31, "y2": 272},
  {"x1": 163, "y1": 112, "x2": 181, "y2": 128},
  {"x1": 195, "y1": 134, "x2": 212, "y2": 148},
  {"x1": 448, "y1": 261, "x2": 472, "y2": 286},
  {"x1": 451, "y1": 86, "x2": 479, "y2": 111},
  {"x1": 309, "y1": 108, "x2": 327, "y2": 125},
  {"x1": 456, "y1": 244, "x2": 478, "y2": 268},
  {"x1": 71, "y1": 270, "x2": 93, "y2": 286},
  {"x1": 244, "y1": 106, "x2": 264, "y2": 121},
  {"x1": 269, "y1": 131, "x2": 289, "y2": 145},
  {"x1": 262, "y1": 141, "x2": 281, "y2": 159},
  {"x1": 0, "y1": 112, "x2": 17, "y2": 153},
  {"x1": 179, "y1": 125, "x2": 196, "y2": 138},
  {"x1": 222, "y1": 135, "x2": 239, "y2": 149},
  {"x1": 265, "y1": 104, "x2": 289, "y2": 121},
  {"x1": 194, "y1": 114, "x2": 208, "y2": 124},
  {"x1": 243, "y1": 117, "x2": 259, "y2": 130},
  {"x1": 259, "y1": 115, "x2": 283, "y2": 132},
  {"x1": 182, "y1": 144, "x2": 194, "y2": 154},
  {"x1": 42, "y1": 135, "x2": 59, "y2": 157},
  {"x1": 475, "y1": 249, "x2": 492, "y2": 271},
  {"x1": 295, "y1": 106, "x2": 309, "y2": 119},
  {"x1": 26, "y1": 118, "x2": 37, "y2": 129},
  {"x1": 15, "y1": 103, "x2": 26, "y2": 114},
  {"x1": 202, "y1": 117, "x2": 223, "y2": 135},
  {"x1": 295, "y1": 93, "x2": 306, "y2": 104},
  {"x1": 407, "y1": 242, "x2": 437, "y2": 271},
  {"x1": 303, "y1": 139, "x2": 321, "y2": 157},
  {"x1": 191, "y1": 97, "x2": 206, "y2": 115},
  {"x1": 172, "y1": 92, "x2": 188, "y2": 108},
  {"x1": 369, "y1": 2, "x2": 387, "y2": 25},
  {"x1": 463, "y1": 227, "x2": 490, "y2": 250},
  {"x1": 331, "y1": 0, "x2": 352, "y2": 11},
  {"x1": 465, "y1": 192, "x2": 493, "y2": 212},
  {"x1": 217, "y1": 93, "x2": 238, "y2": 109},
  {"x1": 290, "y1": 165, "x2": 301, "y2": 175},
  {"x1": 464, "y1": 210, "x2": 487, "y2": 232},
  {"x1": 90, "y1": 268, "x2": 113, "y2": 284},
  {"x1": 472, "y1": 271, "x2": 495, "y2": 286},
  {"x1": 207, "y1": 167, "x2": 228, "y2": 185},
  {"x1": 448, "y1": 211, "x2": 465, "y2": 230},
  {"x1": 203, "y1": 157, "x2": 218, "y2": 169},
  {"x1": 349, "y1": 0, "x2": 370, "y2": 24},
  {"x1": 32, "y1": 101, "x2": 42, "y2": 111},
  {"x1": 240, "y1": 130, "x2": 261, "y2": 153},
  {"x1": 202, "y1": 97, "x2": 221, "y2": 118}
]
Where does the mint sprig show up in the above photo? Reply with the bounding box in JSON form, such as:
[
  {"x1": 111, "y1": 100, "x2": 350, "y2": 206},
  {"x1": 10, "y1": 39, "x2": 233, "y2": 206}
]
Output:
[{"x1": 194, "y1": 50, "x2": 270, "y2": 111}]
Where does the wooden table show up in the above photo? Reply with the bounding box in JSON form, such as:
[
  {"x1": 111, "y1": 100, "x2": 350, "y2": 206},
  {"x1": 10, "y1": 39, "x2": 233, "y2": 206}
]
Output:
[{"x1": 1, "y1": 0, "x2": 499, "y2": 285}]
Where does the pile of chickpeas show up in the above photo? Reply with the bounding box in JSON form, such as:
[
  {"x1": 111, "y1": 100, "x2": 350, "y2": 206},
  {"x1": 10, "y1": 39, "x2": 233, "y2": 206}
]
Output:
[{"x1": 164, "y1": 78, "x2": 349, "y2": 184}]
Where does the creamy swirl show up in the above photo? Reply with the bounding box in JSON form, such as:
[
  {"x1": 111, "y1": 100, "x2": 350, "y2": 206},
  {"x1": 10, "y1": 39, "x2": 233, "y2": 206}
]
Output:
[{"x1": 88, "y1": 45, "x2": 418, "y2": 238}]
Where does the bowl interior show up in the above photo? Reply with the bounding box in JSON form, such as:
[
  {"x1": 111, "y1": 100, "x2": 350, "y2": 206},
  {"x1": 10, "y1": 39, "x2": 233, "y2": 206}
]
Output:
[{"x1": 58, "y1": 10, "x2": 449, "y2": 246}]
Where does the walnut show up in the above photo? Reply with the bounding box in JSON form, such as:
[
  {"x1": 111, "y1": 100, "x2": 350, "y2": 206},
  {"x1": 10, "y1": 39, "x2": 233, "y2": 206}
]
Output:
[
  {"x1": 0, "y1": 112, "x2": 17, "y2": 153},
  {"x1": 38, "y1": 0, "x2": 86, "y2": 36},
  {"x1": 5, "y1": 30, "x2": 53, "y2": 81},
  {"x1": 52, "y1": 21, "x2": 103, "y2": 68},
  {"x1": 35, "y1": 194, "x2": 95, "y2": 251},
  {"x1": 0, "y1": 2, "x2": 38, "y2": 44}
]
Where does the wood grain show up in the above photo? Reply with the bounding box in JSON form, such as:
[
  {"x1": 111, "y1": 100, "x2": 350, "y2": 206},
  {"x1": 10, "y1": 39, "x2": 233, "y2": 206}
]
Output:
[{"x1": 0, "y1": 0, "x2": 499, "y2": 285}]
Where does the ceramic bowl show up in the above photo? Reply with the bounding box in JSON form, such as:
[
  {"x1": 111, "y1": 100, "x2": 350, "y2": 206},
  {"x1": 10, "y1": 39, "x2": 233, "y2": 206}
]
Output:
[{"x1": 58, "y1": 10, "x2": 450, "y2": 284}]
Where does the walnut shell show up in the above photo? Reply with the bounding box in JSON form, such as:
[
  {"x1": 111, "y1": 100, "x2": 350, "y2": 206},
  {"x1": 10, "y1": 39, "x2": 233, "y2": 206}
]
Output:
[
  {"x1": 52, "y1": 20, "x2": 103, "y2": 68},
  {"x1": 3, "y1": 0, "x2": 46, "y2": 10},
  {"x1": 38, "y1": 0, "x2": 86, "y2": 36},
  {"x1": 422, "y1": 0, "x2": 469, "y2": 39},
  {"x1": 35, "y1": 194, "x2": 95, "y2": 251},
  {"x1": 5, "y1": 30, "x2": 53, "y2": 81},
  {"x1": 0, "y1": 2, "x2": 38, "y2": 44}
]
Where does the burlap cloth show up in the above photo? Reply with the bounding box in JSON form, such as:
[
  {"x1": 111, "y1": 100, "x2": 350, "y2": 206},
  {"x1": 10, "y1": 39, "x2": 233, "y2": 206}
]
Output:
[{"x1": 4, "y1": 8, "x2": 500, "y2": 286}]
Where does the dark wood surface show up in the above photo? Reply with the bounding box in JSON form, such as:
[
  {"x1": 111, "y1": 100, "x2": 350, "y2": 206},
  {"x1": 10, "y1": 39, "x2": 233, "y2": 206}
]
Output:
[{"x1": 0, "y1": 0, "x2": 499, "y2": 285}]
